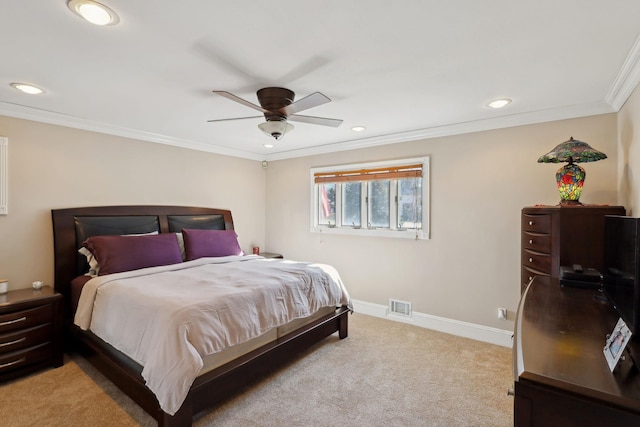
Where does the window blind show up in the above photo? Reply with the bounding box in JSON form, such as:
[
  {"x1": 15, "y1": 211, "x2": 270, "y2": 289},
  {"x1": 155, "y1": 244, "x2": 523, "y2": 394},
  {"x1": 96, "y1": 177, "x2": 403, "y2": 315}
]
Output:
[{"x1": 314, "y1": 163, "x2": 422, "y2": 184}]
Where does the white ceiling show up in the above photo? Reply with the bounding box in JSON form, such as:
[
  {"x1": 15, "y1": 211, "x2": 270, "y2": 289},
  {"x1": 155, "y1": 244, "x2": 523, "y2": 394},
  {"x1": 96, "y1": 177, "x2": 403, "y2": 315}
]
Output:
[{"x1": 1, "y1": 1, "x2": 640, "y2": 161}]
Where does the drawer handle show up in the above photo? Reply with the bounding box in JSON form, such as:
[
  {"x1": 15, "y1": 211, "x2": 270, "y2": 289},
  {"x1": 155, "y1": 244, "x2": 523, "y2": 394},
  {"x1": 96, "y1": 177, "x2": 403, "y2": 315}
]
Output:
[
  {"x1": 528, "y1": 221, "x2": 533, "y2": 226},
  {"x1": 0, "y1": 337, "x2": 26, "y2": 348},
  {"x1": 0, "y1": 357, "x2": 26, "y2": 369},
  {"x1": 528, "y1": 276, "x2": 533, "y2": 281},
  {"x1": 529, "y1": 258, "x2": 533, "y2": 263},
  {"x1": 529, "y1": 239, "x2": 533, "y2": 244},
  {"x1": 0, "y1": 316, "x2": 26, "y2": 327}
]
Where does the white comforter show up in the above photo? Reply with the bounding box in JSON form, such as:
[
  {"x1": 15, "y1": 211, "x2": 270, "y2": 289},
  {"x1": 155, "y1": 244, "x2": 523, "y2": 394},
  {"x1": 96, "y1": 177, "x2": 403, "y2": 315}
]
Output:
[{"x1": 74, "y1": 255, "x2": 351, "y2": 415}]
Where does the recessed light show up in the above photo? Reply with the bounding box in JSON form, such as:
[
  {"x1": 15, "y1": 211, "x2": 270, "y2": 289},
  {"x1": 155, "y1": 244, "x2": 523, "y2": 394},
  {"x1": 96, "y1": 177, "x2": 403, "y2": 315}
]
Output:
[
  {"x1": 10, "y1": 83, "x2": 44, "y2": 95},
  {"x1": 351, "y1": 126, "x2": 366, "y2": 132},
  {"x1": 263, "y1": 143, "x2": 274, "y2": 149},
  {"x1": 67, "y1": 0, "x2": 120, "y2": 26},
  {"x1": 487, "y1": 98, "x2": 512, "y2": 109}
]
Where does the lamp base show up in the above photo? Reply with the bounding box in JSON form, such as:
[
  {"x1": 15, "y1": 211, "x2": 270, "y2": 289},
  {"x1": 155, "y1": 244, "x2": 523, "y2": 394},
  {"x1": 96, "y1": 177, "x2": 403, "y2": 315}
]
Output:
[
  {"x1": 556, "y1": 162, "x2": 585, "y2": 204},
  {"x1": 559, "y1": 199, "x2": 583, "y2": 206}
]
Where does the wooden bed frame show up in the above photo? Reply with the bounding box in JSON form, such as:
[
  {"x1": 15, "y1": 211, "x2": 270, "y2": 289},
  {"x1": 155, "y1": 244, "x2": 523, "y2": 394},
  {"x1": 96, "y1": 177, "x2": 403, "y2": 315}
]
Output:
[{"x1": 51, "y1": 205, "x2": 349, "y2": 426}]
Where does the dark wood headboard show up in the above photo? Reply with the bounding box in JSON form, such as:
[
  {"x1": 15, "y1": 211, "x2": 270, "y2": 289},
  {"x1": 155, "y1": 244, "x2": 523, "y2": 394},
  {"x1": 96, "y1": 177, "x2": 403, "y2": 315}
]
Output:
[{"x1": 51, "y1": 205, "x2": 234, "y2": 316}]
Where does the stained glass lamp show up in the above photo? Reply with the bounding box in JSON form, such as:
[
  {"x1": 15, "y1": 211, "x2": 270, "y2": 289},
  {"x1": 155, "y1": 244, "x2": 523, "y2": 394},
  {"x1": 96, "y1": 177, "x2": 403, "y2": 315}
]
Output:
[{"x1": 537, "y1": 137, "x2": 607, "y2": 205}]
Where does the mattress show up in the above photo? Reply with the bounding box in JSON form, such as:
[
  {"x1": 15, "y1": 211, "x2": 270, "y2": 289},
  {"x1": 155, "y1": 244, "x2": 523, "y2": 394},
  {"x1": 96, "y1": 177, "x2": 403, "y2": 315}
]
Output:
[
  {"x1": 199, "y1": 305, "x2": 336, "y2": 374},
  {"x1": 74, "y1": 275, "x2": 336, "y2": 375}
]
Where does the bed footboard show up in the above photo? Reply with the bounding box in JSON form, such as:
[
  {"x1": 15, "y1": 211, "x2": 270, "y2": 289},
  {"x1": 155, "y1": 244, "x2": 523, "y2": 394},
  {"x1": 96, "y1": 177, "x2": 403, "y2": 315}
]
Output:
[{"x1": 75, "y1": 306, "x2": 349, "y2": 427}]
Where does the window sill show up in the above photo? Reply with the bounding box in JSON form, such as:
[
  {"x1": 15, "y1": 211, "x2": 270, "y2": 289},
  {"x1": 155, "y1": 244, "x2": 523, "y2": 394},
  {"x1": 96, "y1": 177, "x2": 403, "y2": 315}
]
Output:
[{"x1": 310, "y1": 226, "x2": 429, "y2": 240}]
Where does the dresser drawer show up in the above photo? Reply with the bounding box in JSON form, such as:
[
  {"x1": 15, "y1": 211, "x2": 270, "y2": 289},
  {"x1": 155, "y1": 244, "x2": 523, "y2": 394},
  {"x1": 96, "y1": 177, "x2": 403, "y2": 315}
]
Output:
[
  {"x1": 0, "y1": 304, "x2": 52, "y2": 334},
  {"x1": 522, "y1": 249, "x2": 552, "y2": 273},
  {"x1": 522, "y1": 214, "x2": 552, "y2": 233},
  {"x1": 0, "y1": 342, "x2": 51, "y2": 375},
  {"x1": 522, "y1": 266, "x2": 551, "y2": 288},
  {"x1": 0, "y1": 323, "x2": 52, "y2": 355},
  {"x1": 522, "y1": 231, "x2": 552, "y2": 252}
]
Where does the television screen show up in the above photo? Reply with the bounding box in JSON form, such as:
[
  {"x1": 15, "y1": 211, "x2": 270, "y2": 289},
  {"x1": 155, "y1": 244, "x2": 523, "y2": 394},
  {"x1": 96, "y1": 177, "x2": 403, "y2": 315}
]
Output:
[{"x1": 602, "y1": 216, "x2": 640, "y2": 337}]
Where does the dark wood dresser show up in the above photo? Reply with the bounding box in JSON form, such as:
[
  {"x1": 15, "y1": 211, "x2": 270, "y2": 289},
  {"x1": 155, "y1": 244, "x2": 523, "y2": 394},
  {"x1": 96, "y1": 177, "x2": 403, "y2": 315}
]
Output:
[
  {"x1": 513, "y1": 280, "x2": 640, "y2": 426},
  {"x1": 521, "y1": 205, "x2": 625, "y2": 292},
  {"x1": 0, "y1": 286, "x2": 63, "y2": 381}
]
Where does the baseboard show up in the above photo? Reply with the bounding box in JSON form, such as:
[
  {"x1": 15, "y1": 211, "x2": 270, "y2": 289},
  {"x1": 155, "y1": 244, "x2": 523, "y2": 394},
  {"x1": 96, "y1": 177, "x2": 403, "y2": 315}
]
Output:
[{"x1": 351, "y1": 299, "x2": 514, "y2": 348}]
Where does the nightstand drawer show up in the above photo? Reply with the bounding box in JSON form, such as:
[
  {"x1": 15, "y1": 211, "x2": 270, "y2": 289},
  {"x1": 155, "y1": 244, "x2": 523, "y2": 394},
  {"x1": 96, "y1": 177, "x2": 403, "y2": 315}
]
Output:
[
  {"x1": 0, "y1": 324, "x2": 52, "y2": 354},
  {"x1": 0, "y1": 304, "x2": 52, "y2": 334},
  {"x1": 522, "y1": 231, "x2": 552, "y2": 252},
  {"x1": 522, "y1": 249, "x2": 551, "y2": 273},
  {"x1": 522, "y1": 214, "x2": 551, "y2": 233},
  {"x1": 0, "y1": 342, "x2": 51, "y2": 375},
  {"x1": 0, "y1": 287, "x2": 62, "y2": 381}
]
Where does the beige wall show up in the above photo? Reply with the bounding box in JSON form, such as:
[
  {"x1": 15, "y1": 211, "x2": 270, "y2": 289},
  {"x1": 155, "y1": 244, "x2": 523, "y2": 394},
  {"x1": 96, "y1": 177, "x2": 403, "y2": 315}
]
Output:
[
  {"x1": 265, "y1": 114, "x2": 619, "y2": 329},
  {"x1": 0, "y1": 110, "x2": 626, "y2": 332},
  {"x1": 0, "y1": 116, "x2": 266, "y2": 290},
  {"x1": 617, "y1": 83, "x2": 640, "y2": 215}
]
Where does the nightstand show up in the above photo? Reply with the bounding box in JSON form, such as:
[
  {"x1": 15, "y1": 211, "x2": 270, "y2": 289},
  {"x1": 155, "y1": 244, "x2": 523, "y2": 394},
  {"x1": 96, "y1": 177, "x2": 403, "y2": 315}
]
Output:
[
  {"x1": 261, "y1": 252, "x2": 283, "y2": 259},
  {"x1": 0, "y1": 286, "x2": 63, "y2": 381}
]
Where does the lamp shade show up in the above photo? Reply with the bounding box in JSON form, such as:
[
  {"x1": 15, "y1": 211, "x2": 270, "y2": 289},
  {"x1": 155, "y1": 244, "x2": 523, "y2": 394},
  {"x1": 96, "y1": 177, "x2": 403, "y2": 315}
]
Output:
[
  {"x1": 258, "y1": 121, "x2": 294, "y2": 140},
  {"x1": 537, "y1": 137, "x2": 607, "y2": 205},
  {"x1": 537, "y1": 136, "x2": 607, "y2": 164}
]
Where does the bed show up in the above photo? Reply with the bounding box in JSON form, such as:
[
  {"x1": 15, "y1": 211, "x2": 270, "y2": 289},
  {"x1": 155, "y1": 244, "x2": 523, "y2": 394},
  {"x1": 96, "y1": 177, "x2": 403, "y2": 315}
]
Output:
[{"x1": 51, "y1": 205, "x2": 351, "y2": 426}]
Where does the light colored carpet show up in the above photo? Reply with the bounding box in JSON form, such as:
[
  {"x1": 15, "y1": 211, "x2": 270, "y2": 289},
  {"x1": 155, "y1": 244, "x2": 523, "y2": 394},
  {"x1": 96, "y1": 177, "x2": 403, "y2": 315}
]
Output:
[{"x1": 0, "y1": 314, "x2": 514, "y2": 426}]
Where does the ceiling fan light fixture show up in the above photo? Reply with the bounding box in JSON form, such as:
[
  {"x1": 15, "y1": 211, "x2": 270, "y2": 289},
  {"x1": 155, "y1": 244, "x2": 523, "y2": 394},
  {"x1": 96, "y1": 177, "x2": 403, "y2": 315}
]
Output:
[
  {"x1": 67, "y1": 0, "x2": 120, "y2": 26},
  {"x1": 258, "y1": 120, "x2": 294, "y2": 140}
]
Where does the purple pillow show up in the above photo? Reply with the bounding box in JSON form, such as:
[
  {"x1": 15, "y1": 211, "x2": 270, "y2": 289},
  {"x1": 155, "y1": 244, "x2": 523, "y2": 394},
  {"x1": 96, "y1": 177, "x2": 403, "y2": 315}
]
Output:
[
  {"x1": 182, "y1": 229, "x2": 243, "y2": 261},
  {"x1": 83, "y1": 233, "x2": 183, "y2": 276}
]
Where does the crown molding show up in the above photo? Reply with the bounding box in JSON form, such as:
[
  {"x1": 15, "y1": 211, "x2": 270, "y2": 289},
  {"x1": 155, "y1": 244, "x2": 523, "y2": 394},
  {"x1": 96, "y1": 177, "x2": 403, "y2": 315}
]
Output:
[
  {"x1": 0, "y1": 79, "x2": 629, "y2": 163},
  {"x1": 265, "y1": 101, "x2": 615, "y2": 161},
  {"x1": 0, "y1": 102, "x2": 265, "y2": 161},
  {"x1": 606, "y1": 34, "x2": 640, "y2": 111}
]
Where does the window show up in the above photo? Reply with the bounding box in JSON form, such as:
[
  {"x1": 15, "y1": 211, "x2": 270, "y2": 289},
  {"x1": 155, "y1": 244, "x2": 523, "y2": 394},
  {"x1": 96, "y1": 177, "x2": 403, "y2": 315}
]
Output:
[{"x1": 310, "y1": 157, "x2": 430, "y2": 239}]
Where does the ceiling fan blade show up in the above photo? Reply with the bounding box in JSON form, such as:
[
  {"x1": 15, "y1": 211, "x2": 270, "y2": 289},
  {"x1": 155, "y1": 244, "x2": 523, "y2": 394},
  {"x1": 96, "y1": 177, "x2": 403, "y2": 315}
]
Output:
[
  {"x1": 288, "y1": 114, "x2": 343, "y2": 128},
  {"x1": 282, "y1": 92, "x2": 331, "y2": 115},
  {"x1": 194, "y1": 41, "x2": 263, "y2": 85},
  {"x1": 276, "y1": 56, "x2": 330, "y2": 85},
  {"x1": 207, "y1": 116, "x2": 263, "y2": 123},
  {"x1": 213, "y1": 91, "x2": 268, "y2": 113}
]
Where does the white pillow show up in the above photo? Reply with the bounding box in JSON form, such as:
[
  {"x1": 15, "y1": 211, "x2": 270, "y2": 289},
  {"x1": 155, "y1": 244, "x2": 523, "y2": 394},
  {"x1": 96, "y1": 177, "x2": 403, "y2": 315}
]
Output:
[
  {"x1": 78, "y1": 246, "x2": 100, "y2": 276},
  {"x1": 175, "y1": 232, "x2": 186, "y2": 261}
]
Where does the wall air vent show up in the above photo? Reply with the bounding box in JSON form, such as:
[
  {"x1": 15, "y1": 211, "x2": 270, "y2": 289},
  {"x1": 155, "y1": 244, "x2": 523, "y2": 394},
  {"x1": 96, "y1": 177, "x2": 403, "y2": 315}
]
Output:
[{"x1": 389, "y1": 299, "x2": 412, "y2": 317}]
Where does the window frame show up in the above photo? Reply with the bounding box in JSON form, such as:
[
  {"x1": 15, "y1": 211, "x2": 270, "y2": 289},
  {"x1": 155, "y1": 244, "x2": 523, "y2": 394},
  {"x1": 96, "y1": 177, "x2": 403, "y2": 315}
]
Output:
[{"x1": 310, "y1": 156, "x2": 430, "y2": 239}]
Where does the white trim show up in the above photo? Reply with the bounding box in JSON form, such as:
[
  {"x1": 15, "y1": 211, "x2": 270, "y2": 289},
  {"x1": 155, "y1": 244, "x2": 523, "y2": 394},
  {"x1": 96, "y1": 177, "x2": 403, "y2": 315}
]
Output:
[
  {"x1": 0, "y1": 102, "x2": 265, "y2": 161},
  {"x1": 351, "y1": 299, "x2": 514, "y2": 348},
  {"x1": 0, "y1": 98, "x2": 616, "y2": 163},
  {"x1": 310, "y1": 157, "x2": 430, "y2": 240},
  {"x1": 606, "y1": 34, "x2": 640, "y2": 111},
  {"x1": 266, "y1": 101, "x2": 614, "y2": 161},
  {"x1": 0, "y1": 137, "x2": 7, "y2": 215},
  {"x1": 312, "y1": 226, "x2": 428, "y2": 239}
]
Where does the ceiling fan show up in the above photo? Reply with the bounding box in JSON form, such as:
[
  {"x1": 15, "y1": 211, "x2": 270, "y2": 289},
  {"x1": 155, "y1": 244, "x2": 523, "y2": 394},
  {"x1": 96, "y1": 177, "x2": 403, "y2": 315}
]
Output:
[{"x1": 208, "y1": 87, "x2": 342, "y2": 140}]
